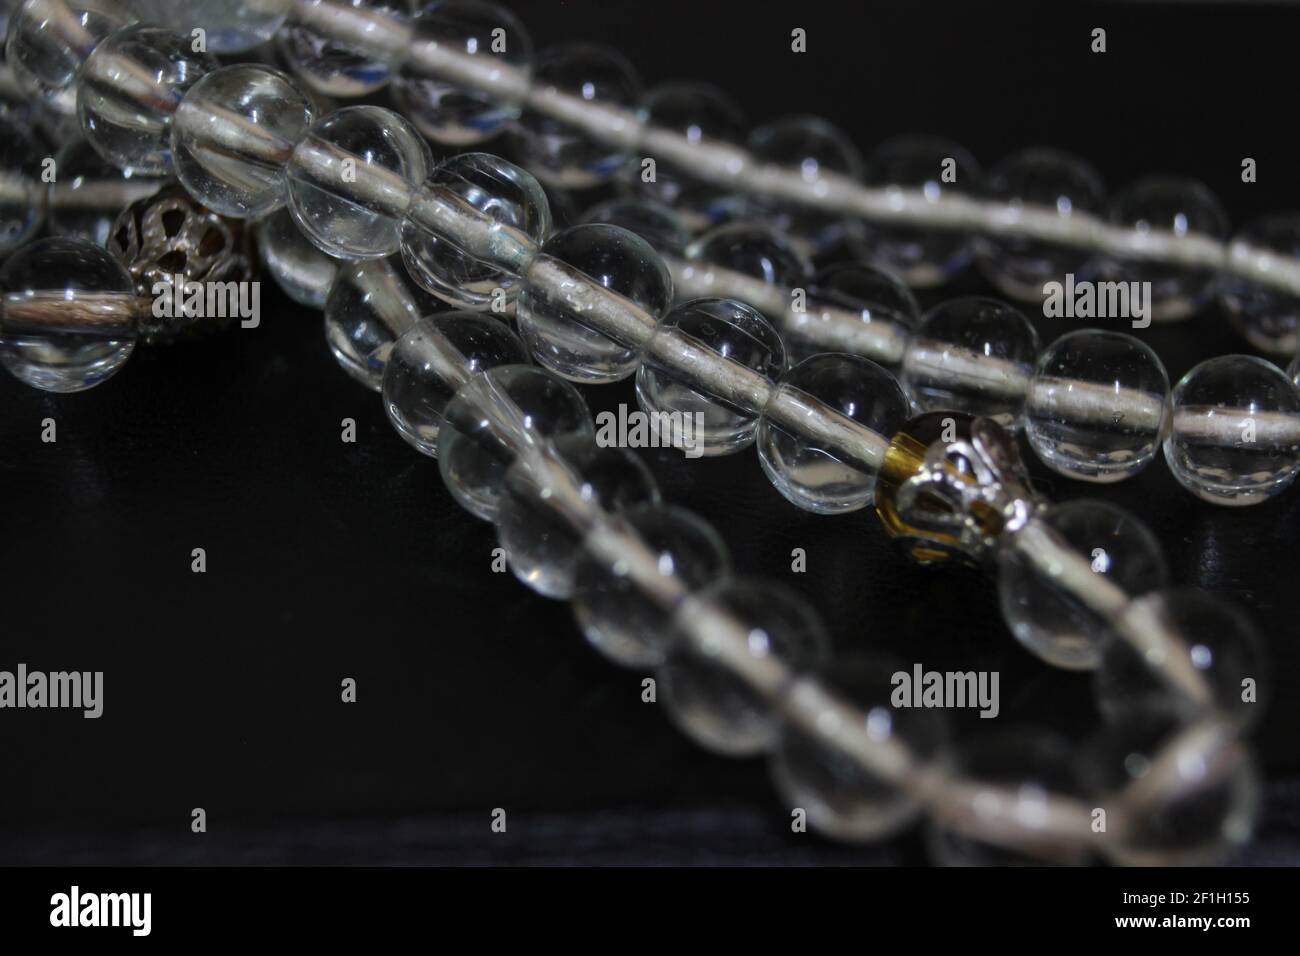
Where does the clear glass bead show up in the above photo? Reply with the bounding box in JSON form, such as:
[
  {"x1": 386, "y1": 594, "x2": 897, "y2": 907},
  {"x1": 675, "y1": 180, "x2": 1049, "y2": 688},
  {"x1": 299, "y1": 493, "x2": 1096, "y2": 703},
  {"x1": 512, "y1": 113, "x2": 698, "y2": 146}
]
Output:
[
  {"x1": 623, "y1": 82, "x2": 747, "y2": 229},
  {"x1": 77, "y1": 24, "x2": 218, "y2": 174},
  {"x1": 278, "y1": 0, "x2": 409, "y2": 97},
  {"x1": 392, "y1": 0, "x2": 532, "y2": 145},
  {"x1": 130, "y1": 0, "x2": 289, "y2": 53},
  {"x1": 1095, "y1": 589, "x2": 1266, "y2": 730},
  {"x1": 1105, "y1": 177, "x2": 1229, "y2": 321},
  {"x1": 864, "y1": 136, "x2": 981, "y2": 287},
  {"x1": 1083, "y1": 709, "x2": 1259, "y2": 866},
  {"x1": 1290, "y1": 352, "x2": 1300, "y2": 390},
  {"x1": 5, "y1": 0, "x2": 133, "y2": 116},
  {"x1": 1219, "y1": 214, "x2": 1300, "y2": 355},
  {"x1": 324, "y1": 255, "x2": 443, "y2": 390},
  {"x1": 517, "y1": 44, "x2": 639, "y2": 188},
  {"x1": 1163, "y1": 354, "x2": 1300, "y2": 504},
  {"x1": 400, "y1": 152, "x2": 551, "y2": 309},
  {"x1": 0, "y1": 114, "x2": 48, "y2": 254},
  {"x1": 746, "y1": 114, "x2": 865, "y2": 258},
  {"x1": 1026, "y1": 329, "x2": 1170, "y2": 482},
  {"x1": 381, "y1": 310, "x2": 528, "y2": 457},
  {"x1": 580, "y1": 197, "x2": 691, "y2": 257},
  {"x1": 171, "y1": 65, "x2": 315, "y2": 219},
  {"x1": 795, "y1": 262, "x2": 920, "y2": 368},
  {"x1": 998, "y1": 500, "x2": 1168, "y2": 671},
  {"x1": 573, "y1": 503, "x2": 730, "y2": 668},
  {"x1": 900, "y1": 297, "x2": 1039, "y2": 429},
  {"x1": 926, "y1": 729, "x2": 1089, "y2": 866},
  {"x1": 636, "y1": 297, "x2": 787, "y2": 455},
  {"x1": 0, "y1": 236, "x2": 137, "y2": 391},
  {"x1": 757, "y1": 353, "x2": 909, "y2": 514},
  {"x1": 683, "y1": 223, "x2": 811, "y2": 326},
  {"x1": 287, "y1": 105, "x2": 431, "y2": 259},
  {"x1": 770, "y1": 651, "x2": 949, "y2": 841},
  {"x1": 437, "y1": 364, "x2": 595, "y2": 521},
  {"x1": 659, "y1": 577, "x2": 830, "y2": 757},
  {"x1": 517, "y1": 223, "x2": 672, "y2": 384},
  {"x1": 499, "y1": 438, "x2": 660, "y2": 599},
  {"x1": 977, "y1": 147, "x2": 1106, "y2": 301},
  {"x1": 255, "y1": 206, "x2": 341, "y2": 309},
  {"x1": 47, "y1": 138, "x2": 166, "y2": 247}
]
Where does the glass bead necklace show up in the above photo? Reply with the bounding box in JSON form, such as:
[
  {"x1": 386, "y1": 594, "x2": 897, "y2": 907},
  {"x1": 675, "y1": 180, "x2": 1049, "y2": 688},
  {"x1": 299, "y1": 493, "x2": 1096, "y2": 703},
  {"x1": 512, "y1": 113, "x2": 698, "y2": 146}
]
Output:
[{"x1": 0, "y1": 0, "x2": 1274, "y2": 864}]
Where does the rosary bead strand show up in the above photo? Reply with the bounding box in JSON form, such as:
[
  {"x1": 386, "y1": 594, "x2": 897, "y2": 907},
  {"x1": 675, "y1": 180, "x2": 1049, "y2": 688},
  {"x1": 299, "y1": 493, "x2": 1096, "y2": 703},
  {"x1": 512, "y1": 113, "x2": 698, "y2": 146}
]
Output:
[
  {"x1": 248, "y1": 0, "x2": 1300, "y2": 315},
  {"x1": 1, "y1": 3, "x2": 1295, "y2": 506}
]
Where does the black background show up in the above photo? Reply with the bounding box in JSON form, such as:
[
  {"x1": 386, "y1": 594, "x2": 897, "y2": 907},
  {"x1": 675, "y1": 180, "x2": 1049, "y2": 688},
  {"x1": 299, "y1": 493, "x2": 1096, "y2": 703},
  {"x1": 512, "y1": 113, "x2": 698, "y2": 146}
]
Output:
[{"x1": 1, "y1": 0, "x2": 1298, "y2": 865}]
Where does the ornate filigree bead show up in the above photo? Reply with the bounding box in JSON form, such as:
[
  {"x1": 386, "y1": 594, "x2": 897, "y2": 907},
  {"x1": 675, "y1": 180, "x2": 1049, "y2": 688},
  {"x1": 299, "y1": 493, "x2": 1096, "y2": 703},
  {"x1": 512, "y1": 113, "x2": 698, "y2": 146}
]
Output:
[
  {"x1": 107, "y1": 184, "x2": 255, "y2": 343},
  {"x1": 873, "y1": 411, "x2": 1039, "y2": 566}
]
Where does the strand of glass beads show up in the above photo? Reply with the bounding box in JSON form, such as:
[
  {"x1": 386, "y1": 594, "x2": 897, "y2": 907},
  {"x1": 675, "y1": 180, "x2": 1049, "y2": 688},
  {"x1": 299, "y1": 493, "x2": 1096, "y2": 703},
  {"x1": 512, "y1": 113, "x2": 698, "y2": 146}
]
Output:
[
  {"x1": 6, "y1": 0, "x2": 1300, "y2": 354},
  {"x1": 0, "y1": 0, "x2": 1269, "y2": 867},
  {"x1": 0, "y1": 230, "x2": 1264, "y2": 865},
  {"x1": 6, "y1": 0, "x2": 1299, "y2": 507},
  {"x1": 0, "y1": 1, "x2": 1295, "y2": 511},
  {"x1": 238, "y1": 0, "x2": 1300, "y2": 350},
  {"x1": 0, "y1": 0, "x2": 1278, "y2": 724}
]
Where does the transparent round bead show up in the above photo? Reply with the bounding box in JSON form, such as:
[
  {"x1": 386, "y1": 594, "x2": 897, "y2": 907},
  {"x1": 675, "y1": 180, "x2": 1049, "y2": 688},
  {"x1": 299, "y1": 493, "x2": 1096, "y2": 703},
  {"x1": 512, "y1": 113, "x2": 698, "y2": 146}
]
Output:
[
  {"x1": 400, "y1": 152, "x2": 551, "y2": 309},
  {"x1": 864, "y1": 136, "x2": 981, "y2": 287},
  {"x1": 0, "y1": 237, "x2": 137, "y2": 392},
  {"x1": 255, "y1": 206, "x2": 341, "y2": 309},
  {"x1": 381, "y1": 311, "x2": 528, "y2": 457},
  {"x1": 926, "y1": 729, "x2": 1089, "y2": 866},
  {"x1": 977, "y1": 147, "x2": 1107, "y2": 301},
  {"x1": 900, "y1": 297, "x2": 1039, "y2": 429},
  {"x1": 659, "y1": 578, "x2": 830, "y2": 757},
  {"x1": 683, "y1": 224, "x2": 811, "y2": 326},
  {"x1": 47, "y1": 138, "x2": 166, "y2": 247},
  {"x1": 0, "y1": 114, "x2": 48, "y2": 254},
  {"x1": 999, "y1": 500, "x2": 1168, "y2": 671},
  {"x1": 1219, "y1": 214, "x2": 1300, "y2": 355},
  {"x1": 1163, "y1": 354, "x2": 1300, "y2": 504},
  {"x1": 1025, "y1": 329, "x2": 1170, "y2": 482},
  {"x1": 129, "y1": 0, "x2": 289, "y2": 53},
  {"x1": 171, "y1": 65, "x2": 315, "y2": 219},
  {"x1": 1290, "y1": 353, "x2": 1300, "y2": 390},
  {"x1": 746, "y1": 114, "x2": 865, "y2": 258},
  {"x1": 636, "y1": 298, "x2": 787, "y2": 455},
  {"x1": 795, "y1": 262, "x2": 920, "y2": 368},
  {"x1": 5, "y1": 0, "x2": 133, "y2": 116},
  {"x1": 1083, "y1": 709, "x2": 1259, "y2": 866},
  {"x1": 77, "y1": 24, "x2": 218, "y2": 174},
  {"x1": 770, "y1": 651, "x2": 949, "y2": 842},
  {"x1": 499, "y1": 439, "x2": 660, "y2": 599},
  {"x1": 278, "y1": 0, "x2": 409, "y2": 97},
  {"x1": 518, "y1": 44, "x2": 639, "y2": 188},
  {"x1": 580, "y1": 197, "x2": 691, "y2": 257},
  {"x1": 287, "y1": 106, "x2": 431, "y2": 259},
  {"x1": 324, "y1": 255, "x2": 443, "y2": 390},
  {"x1": 573, "y1": 504, "x2": 730, "y2": 668},
  {"x1": 392, "y1": 0, "x2": 532, "y2": 145},
  {"x1": 758, "y1": 353, "x2": 909, "y2": 514},
  {"x1": 623, "y1": 82, "x2": 747, "y2": 229},
  {"x1": 517, "y1": 224, "x2": 672, "y2": 384},
  {"x1": 437, "y1": 364, "x2": 595, "y2": 521},
  {"x1": 1105, "y1": 177, "x2": 1229, "y2": 321},
  {"x1": 1095, "y1": 590, "x2": 1266, "y2": 730}
]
